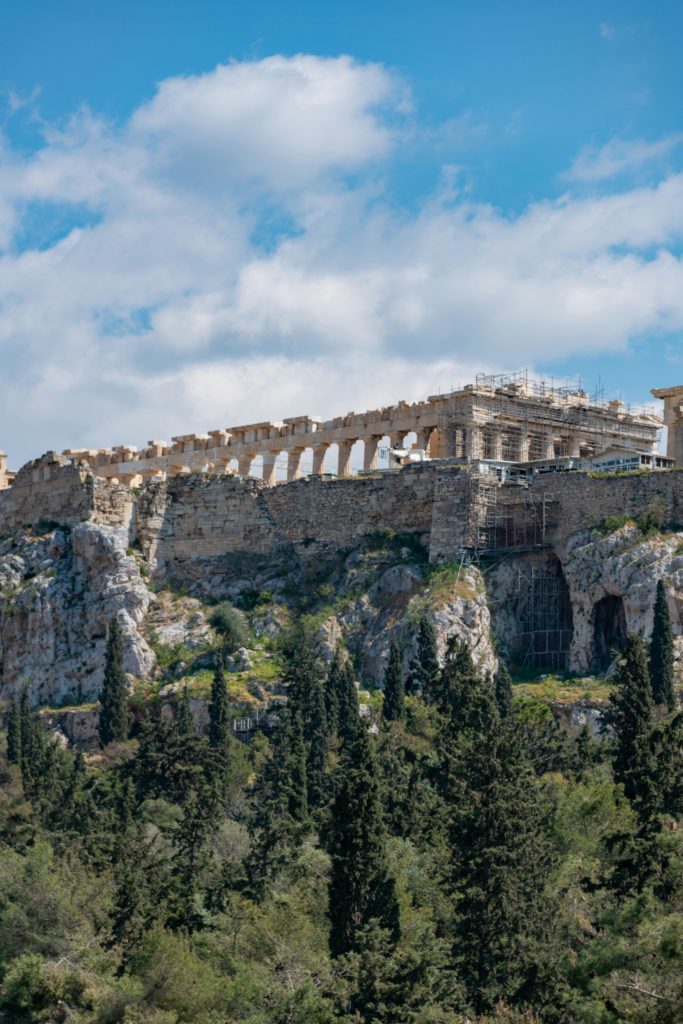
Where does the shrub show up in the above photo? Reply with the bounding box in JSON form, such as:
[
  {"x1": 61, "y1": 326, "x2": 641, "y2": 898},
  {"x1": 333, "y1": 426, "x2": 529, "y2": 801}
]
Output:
[{"x1": 209, "y1": 602, "x2": 248, "y2": 655}]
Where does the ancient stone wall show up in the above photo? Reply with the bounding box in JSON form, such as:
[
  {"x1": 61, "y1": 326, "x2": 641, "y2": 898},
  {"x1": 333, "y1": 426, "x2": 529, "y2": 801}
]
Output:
[
  {"x1": 2, "y1": 452, "x2": 683, "y2": 578},
  {"x1": 530, "y1": 470, "x2": 683, "y2": 551},
  {"x1": 133, "y1": 464, "x2": 439, "y2": 586},
  {"x1": 0, "y1": 457, "x2": 95, "y2": 533}
]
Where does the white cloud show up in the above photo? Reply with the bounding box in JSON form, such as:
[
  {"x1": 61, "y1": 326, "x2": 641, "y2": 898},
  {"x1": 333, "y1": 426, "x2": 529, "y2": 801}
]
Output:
[
  {"x1": 564, "y1": 134, "x2": 683, "y2": 182},
  {"x1": 1, "y1": 54, "x2": 683, "y2": 466}
]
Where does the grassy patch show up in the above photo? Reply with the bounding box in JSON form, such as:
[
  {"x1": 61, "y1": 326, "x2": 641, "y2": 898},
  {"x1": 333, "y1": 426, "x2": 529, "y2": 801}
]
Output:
[{"x1": 513, "y1": 674, "x2": 612, "y2": 706}]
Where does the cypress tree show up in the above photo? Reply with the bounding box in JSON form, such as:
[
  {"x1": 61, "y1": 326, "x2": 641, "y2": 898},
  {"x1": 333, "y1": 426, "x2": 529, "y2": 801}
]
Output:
[
  {"x1": 414, "y1": 616, "x2": 440, "y2": 702},
  {"x1": 439, "y1": 637, "x2": 497, "y2": 740},
  {"x1": 175, "y1": 685, "x2": 195, "y2": 737},
  {"x1": 382, "y1": 640, "x2": 405, "y2": 723},
  {"x1": 336, "y1": 659, "x2": 359, "y2": 748},
  {"x1": 328, "y1": 726, "x2": 400, "y2": 957},
  {"x1": 98, "y1": 617, "x2": 129, "y2": 747},
  {"x1": 246, "y1": 709, "x2": 309, "y2": 895},
  {"x1": 7, "y1": 698, "x2": 21, "y2": 765},
  {"x1": 447, "y1": 718, "x2": 563, "y2": 1016},
  {"x1": 650, "y1": 579, "x2": 676, "y2": 711},
  {"x1": 610, "y1": 635, "x2": 654, "y2": 805},
  {"x1": 208, "y1": 661, "x2": 229, "y2": 751},
  {"x1": 284, "y1": 712, "x2": 309, "y2": 823},
  {"x1": 494, "y1": 661, "x2": 514, "y2": 718},
  {"x1": 306, "y1": 677, "x2": 328, "y2": 808},
  {"x1": 325, "y1": 653, "x2": 342, "y2": 736},
  {"x1": 19, "y1": 684, "x2": 33, "y2": 778}
]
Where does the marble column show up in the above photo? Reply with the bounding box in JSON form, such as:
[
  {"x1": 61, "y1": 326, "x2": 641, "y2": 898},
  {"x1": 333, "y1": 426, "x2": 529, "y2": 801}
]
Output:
[
  {"x1": 389, "y1": 431, "x2": 405, "y2": 449},
  {"x1": 465, "y1": 425, "x2": 483, "y2": 460},
  {"x1": 568, "y1": 433, "x2": 582, "y2": 458},
  {"x1": 652, "y1": 386, "x2": 683, "y2": 466},
  {"x1": 287, "y1": 448, "x2": 305, "y2": 482},
  {"x1": 363, "y1": 436, "x2": 381, "y2": 470},
  {"x1": 517, "y1": 432, "x2": 530, "y2": 462},
  {"x1": 311, "y1": 443, "x2": 329, "y2": 475},
  {"x1": 237, "y1": 454, "x2": 253, "y2": 478},
  {"x1": 491, "y1": 430, "x2": 503, "y2": 461},
  {"x1": 261, "y1": 451, "x2": 279, "y2": 486},
  {"x1": 337, "y1": 440, "x2": 355, "y2": 477},
  {"x1": 541, "y1": 435, "x2": 555, "y2": 460},
  {"x1": 413, "y1": 427, "x2": 433, "y2": 452}
]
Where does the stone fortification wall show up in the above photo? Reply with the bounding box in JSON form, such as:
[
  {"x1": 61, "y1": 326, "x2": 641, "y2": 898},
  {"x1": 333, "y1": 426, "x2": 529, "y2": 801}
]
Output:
[
  {"x1": 0, "y1": 457, "x2": 94, "y2": 533},
  {"x1": 134, "y1": 464, "x2": 440, "y2": 584},
  {"x1": 0, "y1": 455, "x2": 134, "y2": 535},
  {"x1": 531, "y1": 470, "x2": 683, "y2": 551},
  {"x1": 263, "y1": 465, "x2": 437, "y2": 547},
  {"x1": 2, "y1": 452, "x2": 683, "y2": 575}
]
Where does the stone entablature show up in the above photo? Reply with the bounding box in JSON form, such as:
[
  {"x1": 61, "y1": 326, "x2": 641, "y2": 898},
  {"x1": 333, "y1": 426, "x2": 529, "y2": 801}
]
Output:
[{"x1": 46, "y1": 377, "x2": 663, "y2": 487}]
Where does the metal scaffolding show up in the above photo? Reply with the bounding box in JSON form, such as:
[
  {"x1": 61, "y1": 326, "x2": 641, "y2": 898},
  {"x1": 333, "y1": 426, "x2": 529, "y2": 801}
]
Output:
[
  {"x1": 512, "y1": 559, "x2": 574, "y2": 672},
  {"x1": 436, "y1": 369, "x2": 661, "y2": 462}
]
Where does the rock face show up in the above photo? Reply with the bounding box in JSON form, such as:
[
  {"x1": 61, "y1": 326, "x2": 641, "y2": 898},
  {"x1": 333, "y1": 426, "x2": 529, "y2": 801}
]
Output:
[
  {"x1": 560, "y1": 525, "x2": 683, "y2": 675},
  {"x1": 0, "y1": 523, "x2": 155, "y2": 706},
  {"x1": 2, "y1": 506, "x2": 681, "y2": 717},
  {"x1": 320, "y1": 557, "x2": 498, "y2": 686}
]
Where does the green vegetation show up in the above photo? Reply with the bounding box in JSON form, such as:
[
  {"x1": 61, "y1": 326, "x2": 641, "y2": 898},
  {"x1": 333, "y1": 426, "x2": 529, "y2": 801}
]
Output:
[
  {"x1": 650, "y1": 578, "x2": 675, "y2": 710},
  {"x1": 98, "y1": 617, "x2": 129, "y2": 747},
  {"x1": 382, "y1": 639, "x2": 405, "y2": 723},
  {"x1": 209, "y1": 602, "x2": 248, "y2": 663},
  {"x1": 513, "y1": 673, "x2": 613, "y2": 705},
  {"x1": 598, "y1": 494, "x2": 678, "y2": 538},
  {"x1": 2, "y1": 596, "x2": 683, "y2": 1023}
]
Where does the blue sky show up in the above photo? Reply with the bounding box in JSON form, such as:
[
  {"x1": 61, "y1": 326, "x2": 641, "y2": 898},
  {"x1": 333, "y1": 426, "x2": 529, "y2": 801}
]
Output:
[{"x1": 1, "y1": 0, "x2": 682, "y2": 463}]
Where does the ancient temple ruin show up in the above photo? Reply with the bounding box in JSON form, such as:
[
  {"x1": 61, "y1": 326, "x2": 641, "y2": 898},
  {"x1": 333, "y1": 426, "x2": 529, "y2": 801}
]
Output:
[{"x1": 9, "y1": 371, "x2": 658, "y2": 488}]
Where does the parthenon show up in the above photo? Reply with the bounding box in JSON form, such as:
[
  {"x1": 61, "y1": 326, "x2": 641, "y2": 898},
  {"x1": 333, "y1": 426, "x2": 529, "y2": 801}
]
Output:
[{"x1": 0, "y1": 371, "x2": 667, "y2": 491}]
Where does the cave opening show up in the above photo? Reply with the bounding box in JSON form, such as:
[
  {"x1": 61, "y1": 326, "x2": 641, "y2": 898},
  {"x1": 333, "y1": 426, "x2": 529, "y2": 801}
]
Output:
[
  {"x1": 592, "y1": 594, "x2": 628, "y2": 672},
  {"x1": 512, "y1": 554, "x2": 574, "y2": 672}
]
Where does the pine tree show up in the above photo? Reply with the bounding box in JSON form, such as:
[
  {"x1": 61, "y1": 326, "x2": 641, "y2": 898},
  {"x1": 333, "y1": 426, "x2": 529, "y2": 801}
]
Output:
[
  {"x1": 208, "y1": 661, "x2": 229, "y2": 751},
  {"x1": 650, "y1": 579, "x2": 676, "y2": 711},
  {"x1": 413, "y1": 617, "x2": 440, "y2": 702},
  {"x1": 6, "y1": 698, "x2": 21, "y2": 765},
  {"x1": 98, "y1": 617, "x2": 129, "y2": 747},
  {"x1": 328, "y1": 726, "x2": 400, "y2": 957},
  {"x1": 494, "y1": 661, "x2": 514, "y2": 718},
  {"x1": 175, "y1": 686, "x2": 195, "y2": 737},
  {"x1": 382, "y1": 640, "x2": 405, "y2": 723},
  {"x1": 610, "y1": 635, "x2": 654, "y2": 805}
]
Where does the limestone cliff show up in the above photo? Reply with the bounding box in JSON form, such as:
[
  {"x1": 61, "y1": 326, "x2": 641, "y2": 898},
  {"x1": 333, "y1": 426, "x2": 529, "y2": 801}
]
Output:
[
  {"x1": 0, "y1": 521, "x2": 497, "y2": 710},
  {"x1": 0, "y1": 522, "x2": 154, "y2": 706}
]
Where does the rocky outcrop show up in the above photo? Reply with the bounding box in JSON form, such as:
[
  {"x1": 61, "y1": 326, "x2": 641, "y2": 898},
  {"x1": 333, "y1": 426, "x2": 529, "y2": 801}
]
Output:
[
  {"x1": 318, "y1": 558, "x2": 497, "y2": 686},
  {"x1": 0, "y1": 523, "x2": 155, "y2": 707},
  {"x1": 560, "y1": 525, "x2": 683, "y2": 675}
]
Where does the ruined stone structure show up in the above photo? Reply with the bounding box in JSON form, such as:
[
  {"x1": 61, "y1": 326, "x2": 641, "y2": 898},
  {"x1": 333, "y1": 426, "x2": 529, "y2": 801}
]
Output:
[
  {"x1": 0, "y1": 451, "x2": 14, "y2": 491},
  {"x1": 30, "y1": 371, "x2": 659, "y2": 487},
  {"x1": 653, "y1": 385, "x2": 683, "y2": 466}
]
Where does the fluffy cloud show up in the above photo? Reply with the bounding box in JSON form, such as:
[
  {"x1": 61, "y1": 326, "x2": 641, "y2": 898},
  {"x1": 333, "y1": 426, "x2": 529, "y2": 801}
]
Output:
[{"x1": 1, "y1": 54, "x2": 683, "y2": 466}]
